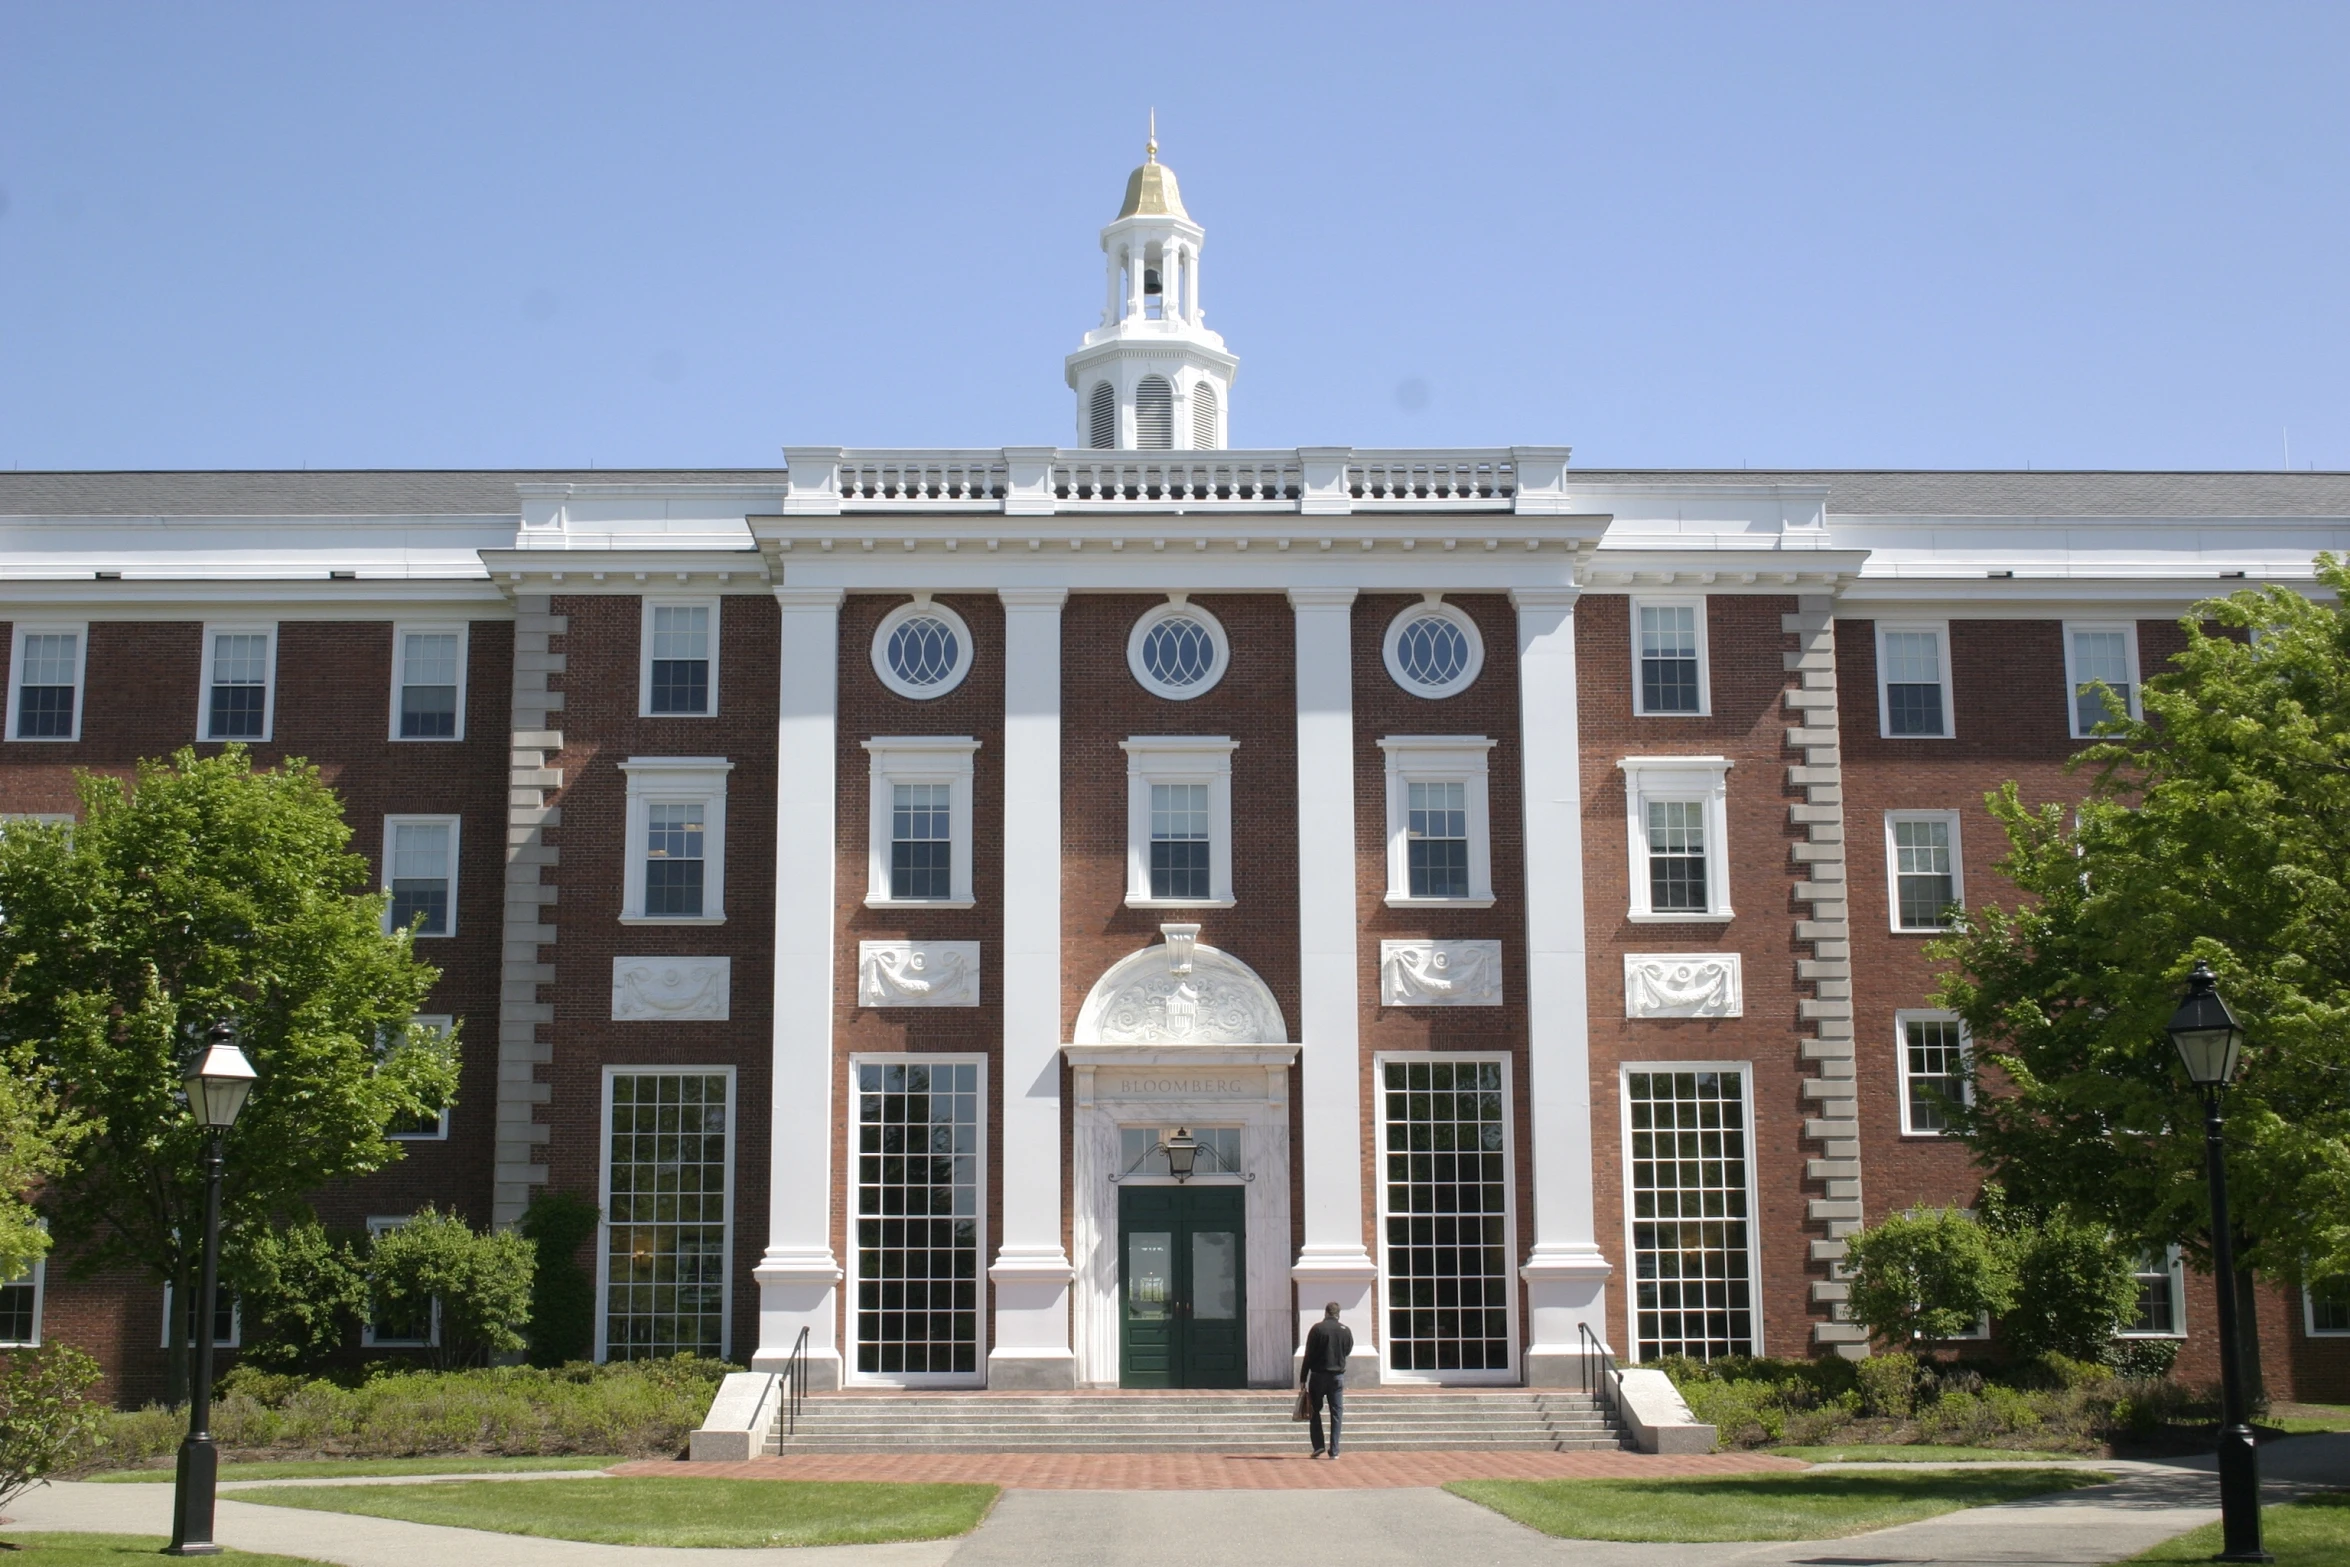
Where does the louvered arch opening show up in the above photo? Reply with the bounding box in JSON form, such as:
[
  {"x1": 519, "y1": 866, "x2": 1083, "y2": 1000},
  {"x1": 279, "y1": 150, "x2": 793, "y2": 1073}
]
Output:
[
  {"x1": 1135, "y1": 376, "x2": 1174, "y2": 451},
  {"x1": 1191, "y1": 382, "x2": 1219, "y2": 449},
  {"x1": 1088, "y1": 382, "x2": 1116, "y2": 450}
]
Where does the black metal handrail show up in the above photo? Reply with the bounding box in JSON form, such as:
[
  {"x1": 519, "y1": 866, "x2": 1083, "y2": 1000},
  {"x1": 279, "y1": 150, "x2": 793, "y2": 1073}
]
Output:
[
  {"x1": 781, "y1": 1325, "x2": 810, "y2": 1441},
  {"x1": 1577, "y1": 1321, "x2": 1623, "y2": 1424}
]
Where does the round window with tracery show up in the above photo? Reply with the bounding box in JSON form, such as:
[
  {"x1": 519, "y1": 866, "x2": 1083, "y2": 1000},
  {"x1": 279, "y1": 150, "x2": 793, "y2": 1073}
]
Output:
[
  {"x1": 871, "y1": 598, "x2": 974, "y2": 699},
  {"x1": 1127, "y1": 600, "x2": 1229, "y2": 700},
  {"x1": 1383, "y1": 600, "x2": 1484, "y2": 698}
]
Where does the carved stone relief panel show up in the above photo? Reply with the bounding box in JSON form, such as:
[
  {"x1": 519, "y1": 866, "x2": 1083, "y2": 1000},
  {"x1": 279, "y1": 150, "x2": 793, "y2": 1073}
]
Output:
[
  {"x1": 611, "y1": 956, "x2": 731, "y2": 1021},
  {"x1": 1378, "y1": 940, "x2": 1504, "y2": 1007},
  {"x1": 1623, "y1": 952, "x2": 1743, "y2": 1019},
  {"x1": 858, "y1": 941, "x2": 982, "y2": 1008}
]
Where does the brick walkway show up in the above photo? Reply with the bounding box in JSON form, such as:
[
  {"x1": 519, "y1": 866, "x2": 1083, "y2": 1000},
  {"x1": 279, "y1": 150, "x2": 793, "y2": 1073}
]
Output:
[{"x1": 613, "y1": 1449, "x2": 1803, "y2": 1490}]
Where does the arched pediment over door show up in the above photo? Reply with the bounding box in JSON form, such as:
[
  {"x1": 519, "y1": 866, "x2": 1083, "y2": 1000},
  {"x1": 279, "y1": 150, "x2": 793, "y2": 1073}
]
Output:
[{"x1": 1072, "y1": 923, "x2": 1289, "y2": 1046}]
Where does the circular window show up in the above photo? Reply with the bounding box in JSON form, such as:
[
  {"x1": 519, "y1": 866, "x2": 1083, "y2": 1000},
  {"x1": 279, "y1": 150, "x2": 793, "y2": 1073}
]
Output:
[
  {"x1": 1383, "y1": 599, "x2": 1484, "y2": 698},
  {"x1": 1127, "y1": 600, "x2": 1229, "y2": 700},
  {"x1": 871, "y1": 598, "x2": 973, "y2": 699}
]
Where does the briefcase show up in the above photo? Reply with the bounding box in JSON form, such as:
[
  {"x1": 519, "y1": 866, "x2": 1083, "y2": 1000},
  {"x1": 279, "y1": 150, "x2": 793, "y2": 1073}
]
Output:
[{"x1": 1291, "y1": 1383, "x2": 1313, "y2": 1421}]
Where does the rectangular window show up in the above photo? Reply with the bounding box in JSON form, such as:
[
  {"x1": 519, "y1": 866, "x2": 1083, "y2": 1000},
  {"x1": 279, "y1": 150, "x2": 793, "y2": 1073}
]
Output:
[
  {"x1": 9, "y1": 625, "x2": 86, "y2": 742},
  {"x1": 2124, "y1": 1248, "x2": 2186, "y2": 1337},
  {"x1": 641, "y1": 600, "x2": 717, "y2": 717},
  {"x1": 602, "y1": 1070, "x2": 731, "y2": 1360},
  {"x1": 1119, "y1": 1125, "x2": 1243, "y2": 1179},
  {"x1": 386, "y1": 1015, "x2": 453, "y2": 1139},
  {"x1": 1380, "y1": 737, "x2": 1496, "y2": 906},
  {"x1": 363, "y1": 1217, "x2": 437, "y2": 1347},
  {"x1": 1620, "y1": 757, "x2": 1733, "y2": 921},
  {"x1": 0, "y1": 1256, "x2": 42, "y2": 1347},
  {"x1": 1897, "y1": 1012, "x2": 1970, "y2": 1135},
  {"x1": 1379, "y1": 1057, "x2": 1516, "y2": 1377},
  {"x1": 1149, "y1": 782, "x2": 1211, "y2": 900},
  {"x1": 1647, "y1": 800, "x2": 1709, "y2": 913},
  {"x1": 1886, "y1": 811, "x2": 1963, "y2": 931},
  {"x1": 2065, "y1": 623, "x2": 2141, "y2": 739},
  {"x1": 853, "y1": 1057, "x2": 984, "y2": 1381},
  {"x1": 1633, "y1": 600, "x2": 1708, "y2": 716},
  {"x1": 200, "y1": 624, "x2": 277, "y2": 742},
  {"x1": 160, "y1": 1282, "x2": 239, "y2": 1349},
  {"x1": 382, "y1": 816, "x2": 458, "y2": 938},
  {"x1": 1876, "y1": 623, "x2": 1952, "y2": 739},
  {"x1": 891, "y1": 785, "x2": 953, "y2": 901},
  {"x1": 2307, "y1": 1277, "x2": 2350, "y2": 1336},
  {"x1": 866, "y1": 739, "x2": 979, "y2": 908},
  {"x1": 622, "y1": 759, "x2": 731, "y2": 922},
  {"x1": 391, "y1": 624, "x2": 465, "y2": 740},
  {"x1": 1625, "y1": 1067, "x2": 1757, "y2": 1361},
  {"x1": 1406, "y1": 782, "x2": 1469, "y2": 899}
]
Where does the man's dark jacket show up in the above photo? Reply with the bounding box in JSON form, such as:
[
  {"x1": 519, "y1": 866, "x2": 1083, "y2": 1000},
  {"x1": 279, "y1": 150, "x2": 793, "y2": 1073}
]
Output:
[{"x1": 1302, "y1": 1318, "x2": 1354, "y2": 1379}]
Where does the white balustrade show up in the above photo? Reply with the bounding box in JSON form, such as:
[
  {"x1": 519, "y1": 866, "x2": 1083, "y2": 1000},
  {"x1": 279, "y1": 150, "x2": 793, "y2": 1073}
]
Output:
[
  {"x1": 788, "y1": 448, "x2": 1549, "y2": 514},
  {"x1": 1349, "y1": 454, "x2": 1517, "y2": 505}
]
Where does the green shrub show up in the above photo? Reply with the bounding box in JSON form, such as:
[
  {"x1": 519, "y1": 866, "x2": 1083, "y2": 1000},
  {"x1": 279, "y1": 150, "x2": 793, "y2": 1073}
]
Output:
[
  {"x1": 0, "y1": 1345, "x2": 106, "y2": 1511},
  {"x1": 1845, "y1": 1208, "x2": 2016, "y2": 1350},
  {"x1": 229, "y1": 1221, "x2": 367, "y2": 1373},
  {"x1": 369, "y1": 1207, "x2": 534, "y2": 1370},
  {"x1": 519, "y1": 1191, "x2": 600, "y2": 1369},
  {"x1": 2001, "y1": 1213, "x2": 2141, "y2": 1362},
  {"x1": 1855, "y1": 1352, "x2": 1918, "y2": 1417},
  {"x1": 2106, "y1": 1337, "x2": 2180, "y2": 1380}
]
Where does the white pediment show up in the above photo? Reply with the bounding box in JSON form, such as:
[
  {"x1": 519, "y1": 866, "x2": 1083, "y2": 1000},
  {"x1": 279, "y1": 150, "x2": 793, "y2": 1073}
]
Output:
[{"x1": 1072, "y1": 924, "x2": 1289, "y2": 1045}]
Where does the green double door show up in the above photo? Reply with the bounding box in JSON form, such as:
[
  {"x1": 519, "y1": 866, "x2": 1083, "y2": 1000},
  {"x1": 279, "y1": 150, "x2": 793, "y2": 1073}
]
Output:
[{"x1": 1118, "y1": 1185, "x2": 1246, "y2": 1388}]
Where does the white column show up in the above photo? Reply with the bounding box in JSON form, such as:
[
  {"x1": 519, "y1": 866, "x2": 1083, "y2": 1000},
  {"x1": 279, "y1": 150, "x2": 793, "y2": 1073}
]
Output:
[
  {"x1": 755, "y1": 587, "x2": 846, "y2": 1388},
  {"x1": 1287, "y1": 587, "x2": 1381, "y2": 1381},
  {"x1": 989, "y1": 587, "x2": 1078, "y2": 1387},
  {"x1": 1512, "y1": 587, "x2": 1614, "y2": 1383}
]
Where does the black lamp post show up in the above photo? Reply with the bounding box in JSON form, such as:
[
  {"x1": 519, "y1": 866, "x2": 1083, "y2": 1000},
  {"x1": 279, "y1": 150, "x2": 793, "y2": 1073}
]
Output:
[
  {"x1": 166, "y1": 1019, "x2": 256, "y2": 1558},
  {"x1": 2164, "y1": 961, "x2": 2271, "y2": 1564}
]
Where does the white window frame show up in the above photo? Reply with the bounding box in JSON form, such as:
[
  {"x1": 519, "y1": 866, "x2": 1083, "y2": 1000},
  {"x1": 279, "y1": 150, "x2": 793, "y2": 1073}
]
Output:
[
  {"x1": 871, "y1": 596, "x2": 975, "y2": 701},
  {"x1": 381, "y1": 814, "x2": 461, "y2": 939},
  {"x1": 159, "y1": 1281, "x2": 242, "y2": 1350},
  {"x1": 1895, "y1": 1009, "x2": 1973, "y2": 1137},
  {"x1": 1618, "y1": 1060, "x2": 1765, "y2": 1362},
  {"x1": 1126, "y1": 597, "x2": 1230, "y2": 701},
  {"x1": 638, "y1": 597, "x2": 721, "y2": 719},
  {"x1": 388, "y1": 621, "x2": 469, "y2": 742},
  {"x1": 1374, "y1": 1051, "x2": 1519, "y2": 1383},
  {"x1": 1884, "y1": 809, "x2": 1965, "y2": 933},
  {"x1": 593, "y1": 1063, "x2": 736, "y2": 1365},
  {"x1": 1618, "y1": 756, "x2": 1734, "y2": 922},
  {"x1": 0, "y1": 1252, "x2": 44, "y2": 1349},
  {"x1": 845, "y1": 1053, "x2": 986, "y2": 1387},
  {"x1": 361, "y1": 1215, "x2": 441, "y2": 1348},
  {"x1": 864, "y1": 737, "x2": 979, "y2": 909},
  {"x1": 2120, "y1": 1245, "x2": 2188, "y2": 1339},
  {"x1": 1378, "y1": 736, "x2": 1497, "y2": 908},
  {"x1": 1380, "y1": 598, "x2": 1486, "y2": 700},
  {"x1": 197, "y1": 622, "x2": 279, "y2": 743},
  {"x1": 1629, "y1": 597, "x2": 1711, "y2": 718},
  {"x1": 8, "y1": 622, "x2": 88, "y2": 743},
  {"x1": 389, "y1": 1015, "x2": 454, "y2": 1140},
  {"x1": 1874, "y1": 620, "x2": 1954, "y2": 740},
  {"x1": 2063, "y1": 621, "x2": 2143, "y2": 740},
  {"x1": 620, "y1": 758, "x2": 732, "y2": 924},
  {"x1": 2303, "y1": 1277, "x2": 2350, "y2": 1337},
  {"x1": 1121, "y1": 736, "x2": 1238, "y2": 908}
]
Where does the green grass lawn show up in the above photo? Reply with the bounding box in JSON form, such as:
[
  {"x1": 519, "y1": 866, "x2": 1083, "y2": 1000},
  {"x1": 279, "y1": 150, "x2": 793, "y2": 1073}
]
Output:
[
  {"x1": 87, "y1": 1454, "x2": 620, "y2": 1483},
  {"x1": 2262, "y1": 1403, "x2": 2350, "y2": 1436},
  {"x1": 1774, "y1": 1444, "x2": 2091, "y2": 1463},
  {"x1": 0, "y1": 1535, "x2": 336, "y2": 1565},
  {"x1": 1446, "y1": 1469, "x2": 2110, "y2": 1543},
  {"x1": 2120, "y1": 1492, "x2": 2350, "y2": 1564},
  {"x1": 232, "y1": 1477, "x2": 1000, "y2": 1548}
]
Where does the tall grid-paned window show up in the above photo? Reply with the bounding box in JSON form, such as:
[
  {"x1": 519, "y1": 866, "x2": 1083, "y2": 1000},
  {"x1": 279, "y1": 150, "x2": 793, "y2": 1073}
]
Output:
[
  {"x1": 1638, "y1": 606, "x2": 1701, "y2": 714},
  {"x1": 387, "y1": 821, "x2": 453, "y2": 936},
  {"x1": 644, "y1": 804, "x2": 705, "y2": 917},
  {"x1": 648, "y1": 606, "x2": 711, "y2": 714},
  {"x1": 891, "y1": 784, "x2": 951, "y2": 899},
  {"x1": 1882, "y1": 631, "x2": 1946, "y2": 737},
  {"x1": 604, "y1": 1072, "x2": 729, "y2": 1359},
  {"x1": 208, "y1": 633, "x2": 270, "y2": 740},
  {"x1": 1646, "y1": 800, "x2": 1709, "y2": 913},
  {"x1": 15, "y1": 633, "x2": 78, "y2": 738},
  {"x1": 1893, "y1": 819, "x2": 1956, "y2": 930},
  {"x1": 1383, "y1": 1060, "x2": 1512, "y2": 1373},
  {"x1": 1902, "y1": 1018, "x2": 1968, "y2": 1134},
  {"x1": 1627, "y1": 1069, "x2": 1753, "y2": 1360},
  {"x1": 2071, "y1": 630, "x2": 2134, "y2": 735},
  {"x1": 1149, "y1": 782, "x2": 1210, "y2": 899},
  {"x1": 855, "y1": 1060, "x2": 981, "y2": 1377},
  {"x1": 398, "y1": 632, "x2": 460, "y2": 737},
  {"x1": 1407, "y1": 781, "x2": 1470, "y2": 898}
]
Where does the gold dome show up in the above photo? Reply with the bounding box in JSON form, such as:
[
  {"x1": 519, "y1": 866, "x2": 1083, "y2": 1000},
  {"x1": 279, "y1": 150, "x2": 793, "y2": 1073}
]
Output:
[{"x1": 1116, "y1": 118, "x2": 1189, "y2": 220}]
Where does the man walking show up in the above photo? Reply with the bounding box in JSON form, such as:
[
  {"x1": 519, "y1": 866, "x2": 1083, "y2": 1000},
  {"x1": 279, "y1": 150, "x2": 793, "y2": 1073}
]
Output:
[{"x1": 1301, "y1": 1301, "x2": 1353, "y2": 1458}]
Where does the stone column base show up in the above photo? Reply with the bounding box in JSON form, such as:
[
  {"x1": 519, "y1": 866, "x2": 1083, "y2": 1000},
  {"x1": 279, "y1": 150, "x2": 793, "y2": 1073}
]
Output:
[
  {"x1": 1521, "y1": 1244, "x2": 1613, "y2": 1387},
  {"x1": 989, "y1": 1249, "x2": 1076, "y2": 1388},
  {"x1": 752, "y1": 1249, "x2": 842, "y2": 1388},
  {"x1": 1292, "y1": 1247, "x2": 1383, "y2": 1387}
]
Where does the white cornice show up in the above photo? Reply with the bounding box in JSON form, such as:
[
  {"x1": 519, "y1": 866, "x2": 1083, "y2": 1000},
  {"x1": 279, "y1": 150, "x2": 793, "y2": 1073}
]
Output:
[{"x1": 478, "y1": 547, "x2": 770, "y2": 598}]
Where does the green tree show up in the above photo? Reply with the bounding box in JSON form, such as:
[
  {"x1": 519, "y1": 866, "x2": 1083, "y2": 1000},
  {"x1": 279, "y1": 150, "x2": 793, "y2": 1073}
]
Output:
[
  {"x1": 0, "y1": 1035, "x2": 88, "y2": 1284},
  {"x1": 1935, "y1": 561, "x2": 2350, "y2": 1386},
  {"x1": 369, "y1": 1206, "x2": 535, "y2": 1370},
  {"x1": 518, "y1": 1189, "x2": 602, "y2": 1367},
  {"x1": 1843, "y1": 1205, "x2": 2016, "y2": 1351},
  {"x1": 0, "y1": 747, "x2": 458, "y2": 1399}
]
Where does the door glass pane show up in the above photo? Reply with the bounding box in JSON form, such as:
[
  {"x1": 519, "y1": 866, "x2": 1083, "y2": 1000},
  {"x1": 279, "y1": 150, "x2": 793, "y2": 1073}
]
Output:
[
  {"x1": 1191, "y1": 1230, "x2": 1237, "y2": 1320},
  {"x1": 1127, "y1": 1232, "x2": 1172, "y2": 1320}
]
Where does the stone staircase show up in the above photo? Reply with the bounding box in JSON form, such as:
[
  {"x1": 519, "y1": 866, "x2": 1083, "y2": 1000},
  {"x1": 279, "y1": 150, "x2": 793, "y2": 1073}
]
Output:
[{"x1": 768, "y1": 1388, "x2": 1626, "y2": 1454}]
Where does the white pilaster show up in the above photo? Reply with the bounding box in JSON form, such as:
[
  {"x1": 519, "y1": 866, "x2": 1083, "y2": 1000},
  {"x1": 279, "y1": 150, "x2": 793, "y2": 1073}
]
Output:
[
  {"x1": 755, "y1": 587, "x2": 846, "y2": 1388},
  {"x1": 1512, "y1": 587, "x2": 1614, "y2": 1383},
  {"x1": 1287, "y1": 587, "x2": 1381, "y2": 1381},
  {"x1": 989, "y1": 587, "x2": 1078, "y2": 1388}
]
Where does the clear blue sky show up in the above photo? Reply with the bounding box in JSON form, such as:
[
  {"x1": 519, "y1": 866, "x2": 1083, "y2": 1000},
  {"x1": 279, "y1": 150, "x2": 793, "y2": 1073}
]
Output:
[{"x1": 3, "y1": 2, "x2": 2345, "y2": 473}]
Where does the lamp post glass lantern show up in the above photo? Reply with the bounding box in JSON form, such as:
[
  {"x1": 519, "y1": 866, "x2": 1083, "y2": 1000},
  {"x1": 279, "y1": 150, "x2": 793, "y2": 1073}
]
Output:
[
  {"x1": 166, "y1": 1019, "x2": 256, "y2": 1558},
  {"x1": 2163, "y1": 962, "x2": 2270, "y2": 1563},
  {"x1": 1161, "y1": 1127, "x2": 1200, "y2": 1182}
]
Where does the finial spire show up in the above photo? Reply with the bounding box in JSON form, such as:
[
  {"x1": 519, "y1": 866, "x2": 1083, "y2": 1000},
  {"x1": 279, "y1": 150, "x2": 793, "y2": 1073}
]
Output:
[{"x1": 1147, "y1": 108, "x2": 1157, "y2": 163}]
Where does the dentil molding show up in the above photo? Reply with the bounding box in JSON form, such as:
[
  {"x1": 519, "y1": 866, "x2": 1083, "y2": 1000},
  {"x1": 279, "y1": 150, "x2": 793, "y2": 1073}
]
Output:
[
  {"x1": 858, "y1": 941, "x2": 982, "y2": 1008},
  {"x1": 1379, "y1": 940, "x2": 1504, "y2": 1007},
  {"x1": 1623, "y1": 953, "x2": 1743, "y2": 1019},
  {"x1": 611, "y1": 956, "x2": 731, "y2": 1021}
]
